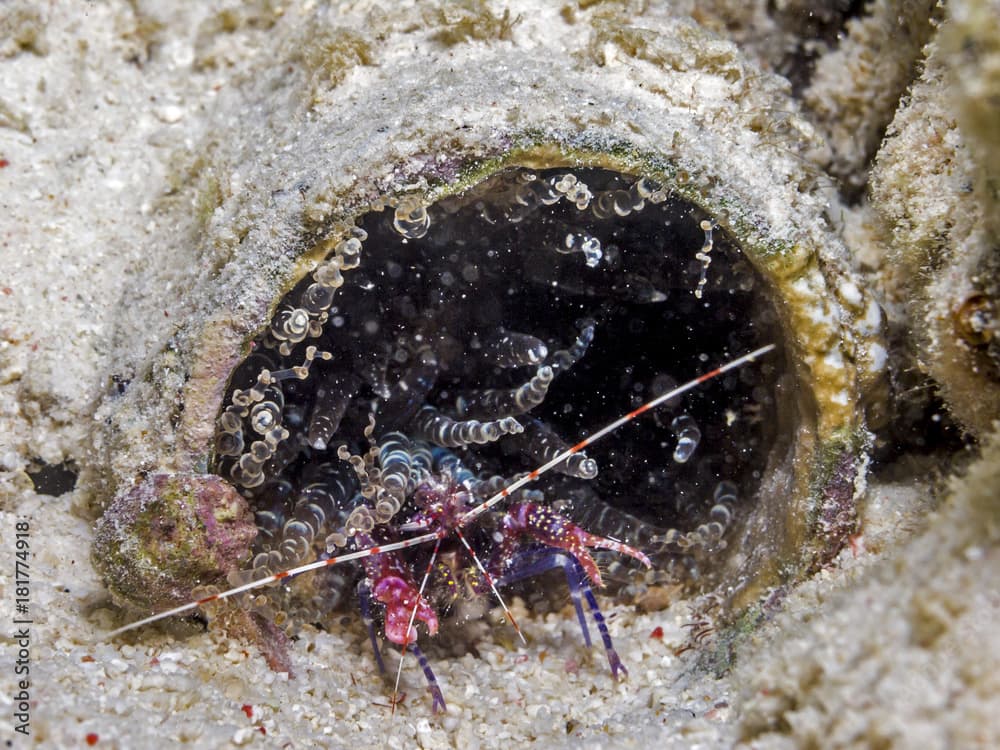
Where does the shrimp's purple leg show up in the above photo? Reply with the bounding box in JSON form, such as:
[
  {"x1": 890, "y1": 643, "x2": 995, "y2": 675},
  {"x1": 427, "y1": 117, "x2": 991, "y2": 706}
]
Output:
[
  {"x1": 495, "y1": 548, "x2": 628, "y2": 679},
  {"x1": 494, "y1": 549, "x2": 591, "y2": 647},
  {"x1": 357, "y1": 580, "x2": 388, "y2": 675},
  {"x1": 409, "y1": 643, "x2": 447, "y2": 713},
  {"x1": 577, "y1": 571, "x2": 628, "y2": 679}
]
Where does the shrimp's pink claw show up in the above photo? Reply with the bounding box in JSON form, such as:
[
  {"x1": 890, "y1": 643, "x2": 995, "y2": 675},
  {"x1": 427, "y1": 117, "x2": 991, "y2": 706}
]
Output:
[
  {"x1": 362, "y1": 542, "x2": 440, "y2": 646},
  {"x1": 500, "y1": 503, "x2": 652, "y2": 587},
  {"x1": 373, "y1": 575, "x2": 439, "y2": 645},
  {"x1": 359, "y1": 566, "x2": 446, "y2": 712}
]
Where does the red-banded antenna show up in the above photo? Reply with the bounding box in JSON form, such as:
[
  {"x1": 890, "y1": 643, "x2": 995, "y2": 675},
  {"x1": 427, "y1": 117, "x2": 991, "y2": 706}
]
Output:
[
  {"x1": 459, "y1": 343, "x2": 776, "y2": 525},
  {"x1": 103, "y1": 530, "x2": 443, "y2": 639},
  {"x1": 104, "y1": 343, "x2": 775, "y2": 640}
]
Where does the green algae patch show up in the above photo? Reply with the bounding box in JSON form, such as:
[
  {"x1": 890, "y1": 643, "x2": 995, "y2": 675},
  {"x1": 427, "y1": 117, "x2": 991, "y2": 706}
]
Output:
[{"x1": 93, "y1": 473, "x2": 256, "y2": 612}]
